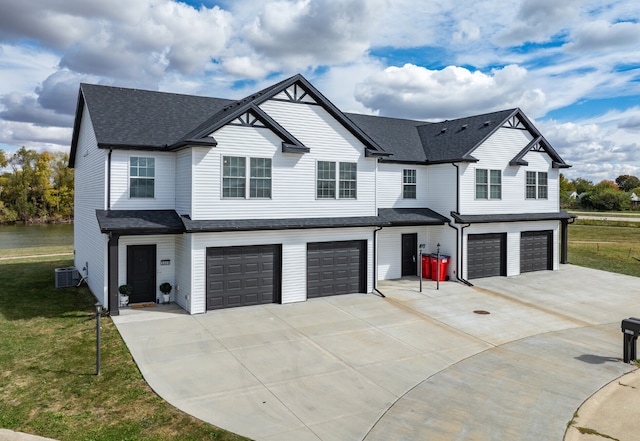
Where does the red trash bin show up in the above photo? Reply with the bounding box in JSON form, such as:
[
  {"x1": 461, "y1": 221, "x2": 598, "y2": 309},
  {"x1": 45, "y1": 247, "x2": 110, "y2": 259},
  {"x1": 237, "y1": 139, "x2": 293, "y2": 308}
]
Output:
[
  {"x1": 430, "y1": 255, "x2": 450, "y2": 281},
  {"x1": 421, "y1": 254, "x2": 431, "y2": 279}
]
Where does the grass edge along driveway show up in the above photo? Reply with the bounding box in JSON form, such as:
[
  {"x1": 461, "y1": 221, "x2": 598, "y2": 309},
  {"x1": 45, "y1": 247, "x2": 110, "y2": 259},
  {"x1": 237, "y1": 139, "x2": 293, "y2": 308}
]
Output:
[{"x1": 0, "y1": 255, "x2": 249, "y2": 441}]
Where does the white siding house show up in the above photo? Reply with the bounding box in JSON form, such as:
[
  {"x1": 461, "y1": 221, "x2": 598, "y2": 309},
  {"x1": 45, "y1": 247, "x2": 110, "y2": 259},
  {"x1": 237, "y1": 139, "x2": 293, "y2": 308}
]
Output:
[
  {"x1": 69, "y1": 74, "x2": 573, "y2": 315},
  {"x1": 72, "y1": 105, "x2": 108, "y2": 306}
]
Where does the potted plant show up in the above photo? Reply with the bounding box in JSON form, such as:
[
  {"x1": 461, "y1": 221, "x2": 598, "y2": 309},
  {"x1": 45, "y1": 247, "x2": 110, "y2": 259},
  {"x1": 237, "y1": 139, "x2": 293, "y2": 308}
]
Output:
[
  {"x1": 159, "y1": 282, "x2": 172, "y2": 304},
  {"x1": 118, "y1": 284, "x2": 132, "y2": 307}
]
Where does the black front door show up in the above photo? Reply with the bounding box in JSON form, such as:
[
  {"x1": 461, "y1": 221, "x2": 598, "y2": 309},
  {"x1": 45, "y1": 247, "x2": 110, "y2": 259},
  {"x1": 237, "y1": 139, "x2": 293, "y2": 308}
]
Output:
[
  {"x1": 127, "y1": 245, "x2": 156, "y2": 304},
  {"x1": 401, "y1": 233, "x2": 418, "y2": 276}
]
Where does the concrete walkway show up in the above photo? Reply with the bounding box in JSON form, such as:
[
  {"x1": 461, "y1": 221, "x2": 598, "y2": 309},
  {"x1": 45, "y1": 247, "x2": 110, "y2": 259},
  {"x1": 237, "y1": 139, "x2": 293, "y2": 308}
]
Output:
[{"x1": 113, "y1": 265, "x2": 640, "y2": 441}]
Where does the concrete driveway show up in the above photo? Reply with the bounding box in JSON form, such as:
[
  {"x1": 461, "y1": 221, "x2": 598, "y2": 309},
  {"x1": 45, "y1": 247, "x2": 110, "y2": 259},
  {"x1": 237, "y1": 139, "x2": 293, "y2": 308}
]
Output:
[{"x1": 112, "y1": 265, "x2": 640, "y2": 441}]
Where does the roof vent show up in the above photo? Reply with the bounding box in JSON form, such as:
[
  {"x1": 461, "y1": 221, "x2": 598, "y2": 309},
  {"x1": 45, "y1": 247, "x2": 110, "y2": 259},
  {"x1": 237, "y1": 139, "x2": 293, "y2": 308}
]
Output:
[
  {"x1": 484, "y1": 120, "x2": 491, "y2": 126},
  {"x1": 461, "y1": 124, "x2": 468, "y2": 130},
  {"x1": 440, "y1": 128, "x2": 447, "y2": 133}
]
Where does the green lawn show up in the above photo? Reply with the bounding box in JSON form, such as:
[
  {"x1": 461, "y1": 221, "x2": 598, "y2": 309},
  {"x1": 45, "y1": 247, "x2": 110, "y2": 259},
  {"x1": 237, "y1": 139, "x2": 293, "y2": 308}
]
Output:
[
  {"x1": 0, "y1": 255, "x2": 248, "y2": 441},
  {"x1": 0, "y1": 245, "x2": 73, "y2": 259},
  {"x1": 569, "y1": 211, "x2": 640, "y2": 218},
  {"x1": 568, "y1": 222, "x2": 640, "y2": 278}
]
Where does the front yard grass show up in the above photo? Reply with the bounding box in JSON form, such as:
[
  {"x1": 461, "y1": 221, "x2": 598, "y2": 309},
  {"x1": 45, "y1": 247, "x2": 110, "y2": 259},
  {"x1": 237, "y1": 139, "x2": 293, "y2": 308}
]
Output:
[
  {"x1": 568, "y1": 222, "x2": 640, "y2": 278},
  {"x1": 0, "y1": 255, "x2": 248, "y2": 441}
]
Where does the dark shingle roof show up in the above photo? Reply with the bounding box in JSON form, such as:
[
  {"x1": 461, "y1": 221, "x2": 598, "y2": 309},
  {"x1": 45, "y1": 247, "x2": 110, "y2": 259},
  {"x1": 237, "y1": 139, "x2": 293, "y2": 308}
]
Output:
[
  {"x1": 179, "y1": 76, "x2": 295, "y2": 142},
  {"x1": 347, "y1": 108, "x2": 570, "y2": 167},
  {"x1": 345, "y1": 113, "x2": 427, "y2": 162},
  {"x1": 346, "y1": 108, "x2": 519, "y2": 164},
  {"x1": 71, "y1": 74, "x2": 387, "y2": 164},
  {"x1": 94, "y1": 207, "x2": 448, "y2": 234},
  {"x1": 71, "y1": 75, "x2": 568, "y2": 168},
  {"x1": 180, "y1": 215, "x2": 383, "y2": 232},
  {"x1": 378, "y1": 208, "x2": 449, "y2": 226},
  {"x1": 416, "y1": 109, "x2": 517, "y2": 163},
  {"x1": 182, "y1": 208, "x2": 447, "y2": 232},
  {"x1": 451, "y1": 211, "x2": 577, "y2": 224},
  {"x1": 80, "y1": 84, "x2": 233, "y2": 148},
  {"x1": 96, "y1": 210, "x2": 185, "y2": 234}
]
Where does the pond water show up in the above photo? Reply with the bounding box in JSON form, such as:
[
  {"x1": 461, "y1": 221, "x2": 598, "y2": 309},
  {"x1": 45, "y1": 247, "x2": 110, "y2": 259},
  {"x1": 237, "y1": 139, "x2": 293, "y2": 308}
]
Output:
[{"x1": 0, "y1": 223, "x2": 74, "y2": 250}]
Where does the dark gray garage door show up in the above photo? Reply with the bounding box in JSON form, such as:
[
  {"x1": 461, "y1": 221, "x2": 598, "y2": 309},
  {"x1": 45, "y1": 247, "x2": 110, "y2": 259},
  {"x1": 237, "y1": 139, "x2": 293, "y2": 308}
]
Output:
[
  {"x1": 467, "y1": 233, "x2": 506, "y2": 279},
  {"x1": 206, "y1": 245, "x2": 281, "y2": 310},
  {"x1": 307, "y1": 240, "x2": 366, "y2": 298},
  {"x1": 520, "y1": 230, "x2": 552, "y2": 273}
]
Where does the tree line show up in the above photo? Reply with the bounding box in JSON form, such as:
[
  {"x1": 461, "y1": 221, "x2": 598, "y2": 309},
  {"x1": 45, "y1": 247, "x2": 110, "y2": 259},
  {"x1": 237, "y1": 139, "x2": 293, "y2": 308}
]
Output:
[
  {"x1": 0, "y1": 147, "x2": 74, "y2": 223},
  {"x1": 560, "y1": 174, "x2": 640, "y2": 211}
]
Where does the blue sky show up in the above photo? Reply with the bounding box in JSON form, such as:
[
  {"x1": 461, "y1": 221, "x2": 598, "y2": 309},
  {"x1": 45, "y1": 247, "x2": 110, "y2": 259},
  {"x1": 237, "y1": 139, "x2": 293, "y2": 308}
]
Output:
[{"x1": 0, "y1": 0, "x2": 639, "y2": 183}]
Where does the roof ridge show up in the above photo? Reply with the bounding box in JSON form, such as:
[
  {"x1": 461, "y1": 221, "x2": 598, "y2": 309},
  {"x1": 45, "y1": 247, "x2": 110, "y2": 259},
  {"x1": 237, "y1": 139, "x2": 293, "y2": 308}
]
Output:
[
  {"x1": 80, "y1": 82, "x2": 231, "y2": 101},
  {"x1": 221, "y1": 74, "x2": 299, "y2": 111}
]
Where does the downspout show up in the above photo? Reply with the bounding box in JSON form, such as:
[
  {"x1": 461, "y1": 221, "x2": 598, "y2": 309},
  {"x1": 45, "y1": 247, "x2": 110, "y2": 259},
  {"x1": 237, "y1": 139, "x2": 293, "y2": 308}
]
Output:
[
  {"x1": 106, "y1": 149, "x2": 116, "y2": 314},
  {"x1": 372, "y1": 225, "x2": 385, "y2": 297},
  {"x1": 449, "y1": 162, "x2": 473, "y2": 286},
  {"x1": 372, "y1": 157, "x2": 386, "y2": 297},
  {"x1": 447, "y1": 221, "x2": 473, "y2": 286},
  {"x1": 107, "y1": 149, "x2": 112, "y2": 210}
]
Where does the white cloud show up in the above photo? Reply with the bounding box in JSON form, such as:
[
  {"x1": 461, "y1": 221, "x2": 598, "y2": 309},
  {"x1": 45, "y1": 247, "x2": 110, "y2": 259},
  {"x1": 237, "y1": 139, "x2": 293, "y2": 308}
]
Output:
[
  {"x1": 311, "y1": 58, "x2": 386, "y2": 114},
  {"x1": 0, "y1": 120, "x2": 72, "y2": 153},
  {"x1": 222, "y1": 56, "x2": 272, "y2": 78},
  {"x1": 0, "y1": 93, "x2": 73, "y2": 128},
  {"x1": 243, "y1": 0, "x2": 386, "y2": 69},
  {"x1": 453, "y1": 20, "x2": 481, "y2": 43},
  {"x1": 619, "y1": 114, "x2": 640, "y2": 133},
  {"x1": 0, "y1": 44, "x2": 59, "y2": 96},
  {"x1": 493, "y1": 0, "x2": 583, "y2": 46},
  {"x1": 539, "y1": 109, "x2": 640, "y2": 182},
  {"x1": 367, "y1": 0, "x2": 447, "y2": 48},
  {"x1": 565, "y1": 20, "x2": 640, "y2": 52},
  {"x1": 354, "y1": 63, "x2": 547, "y2": 120}
]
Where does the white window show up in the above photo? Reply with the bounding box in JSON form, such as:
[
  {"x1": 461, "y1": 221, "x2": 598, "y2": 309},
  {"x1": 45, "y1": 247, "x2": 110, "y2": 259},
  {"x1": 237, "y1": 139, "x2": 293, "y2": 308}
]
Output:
[
  {"x1": 317, "y1": 161, "x2": 336, "y2": 199},
  {"x1": 317, "y1": 161, "x2": 357, "y2": 199},
  {"x1": 339, "y1": 162, "x2": 357, "y2": 199},
  {"x1": 403, "y1": 169, "x2": 417, "y2": 199},
  {"x1": 222, "y1": 156, "x2": 246, "y2": 198},
  {"x1": 250, "y1": 158, "x2": 272, "y2": 198},
  {"x1": 222, "y1": 156, "x2": 272, "y2": 199},
  {"x1": 476, "y1": 169, "x2": 501, "y2": 199},
  {"x1": 538, "y1": 172, "x2": 548, "y2": 199},
  {"x1": 130, "y1": 157, "x2": 155, "y2": 198},
  {"x1": 526, "y1": 171, "x2": 548, "y2": 199}
]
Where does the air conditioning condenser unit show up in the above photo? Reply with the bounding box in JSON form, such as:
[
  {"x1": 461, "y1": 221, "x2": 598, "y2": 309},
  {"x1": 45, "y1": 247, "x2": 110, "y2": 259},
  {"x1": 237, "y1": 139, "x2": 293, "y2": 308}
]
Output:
[{"x1": 55, "y1": 267, "x2": 79, "y2": 288}]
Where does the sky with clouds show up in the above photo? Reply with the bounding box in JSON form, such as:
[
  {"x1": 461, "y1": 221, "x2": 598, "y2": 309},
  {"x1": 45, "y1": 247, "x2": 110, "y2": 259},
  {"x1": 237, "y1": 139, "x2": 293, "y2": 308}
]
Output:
[{"x1": 0, "y1": 0, "x2": 638, "y2": 182}]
